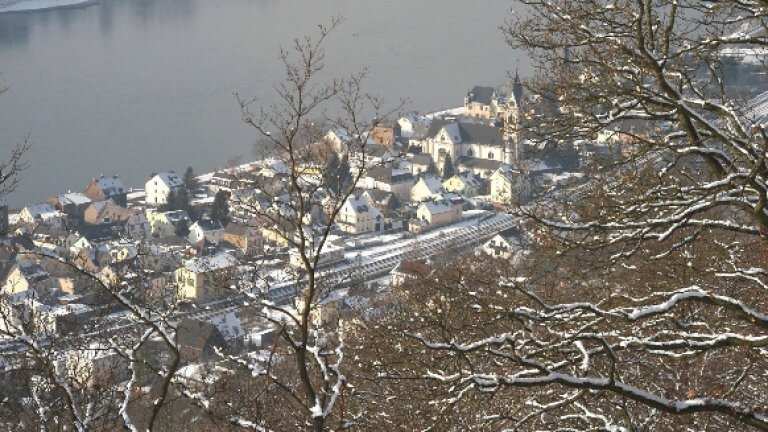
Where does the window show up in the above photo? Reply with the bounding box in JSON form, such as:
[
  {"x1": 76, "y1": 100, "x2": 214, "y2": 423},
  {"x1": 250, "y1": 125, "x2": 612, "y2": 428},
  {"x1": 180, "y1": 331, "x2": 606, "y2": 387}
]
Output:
[
  {"x1": 488, "y1": 152, "x2": 494, "y2": 160},
  {"x1": 467, "y1": 148, "x2": 473, "y2": 157}
]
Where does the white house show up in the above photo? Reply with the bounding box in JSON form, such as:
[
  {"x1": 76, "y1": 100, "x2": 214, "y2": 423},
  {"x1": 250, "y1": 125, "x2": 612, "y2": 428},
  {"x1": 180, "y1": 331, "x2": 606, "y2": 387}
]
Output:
[
  {"x1": 145, "y1": 172, "x2": 184, "y2": 206},
  {"x1": 442, "y1": 172, "x2": 484, "y2": 197},
  {"x1": 490, "y1": 165, "x2": 530, "y2": 206},
  {"x1": 359, "y1": 166, "x2": 415, "y2": 202},
  {"x1": 414, "y1": 197, "x2": 463, "y2": 231},
  {"x1": 410, "y1": 175, "x2": 444, "y2": 202},
  {"x1": 337, "y1": 195, "x2": 383, "y2": 235},
  {"x1": 18, "y1": 203, "x2": 63, "y2": 226},
  {"x1": 188, "y1": 219, "x2": 225, "y2": 245},
  {"x1": 481, "y1": 228, "x2": 524, "y2": 262}
]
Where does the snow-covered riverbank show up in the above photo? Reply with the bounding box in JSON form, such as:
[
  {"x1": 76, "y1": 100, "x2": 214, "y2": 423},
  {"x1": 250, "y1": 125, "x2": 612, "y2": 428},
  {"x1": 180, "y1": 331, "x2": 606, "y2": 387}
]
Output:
[{"x1": 0, "y1": 0, "x2": 95, "y2": 13}]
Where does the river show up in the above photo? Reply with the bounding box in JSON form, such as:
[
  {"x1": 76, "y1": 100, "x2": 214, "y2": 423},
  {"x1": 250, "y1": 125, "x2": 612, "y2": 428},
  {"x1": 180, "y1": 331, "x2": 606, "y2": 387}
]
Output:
[{"x1": 0, "y1": 0, "x2": 524, "y2": 207}]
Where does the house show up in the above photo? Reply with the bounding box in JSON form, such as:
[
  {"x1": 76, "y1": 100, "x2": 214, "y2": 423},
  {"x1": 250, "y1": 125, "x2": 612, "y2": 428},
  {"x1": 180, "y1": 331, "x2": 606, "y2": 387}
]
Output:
[
  {"x1": 413, "y1": 197, "x2": 463, "y2": 231},
  {"x1": 337, "y1": 195, "x2": 383, "y2": 235},
  {"x1": 209, "y1": 171, "x2": 256, "y2": 193},
  {"x1": 481, "y1": 228, "x2": 525, "y2": 262},
  {"x1": 18, "y1": 203, "x2": 63, "y2": 226},
  {"x1": 83, "y1": 175, "x2": 127, "y2": 207},
  {"x1": 411, "y1": 175, "x2": 444, "y2": 202},
  {"x1": 258, "y1": 159, "x2": 289, "y2": 178},
  {"x1": 442, "y1": 172, "x2": 485, "y2": 197},
  {"x1": 288, "y1": 244, "x2": 345, "y2": 269},
  {"x1": 176, "y1": 318, "x2": 229, "y2": 363},
  {"x1": 66, "y1": 342, "x2": 129, "y2": 386},
  {"x1": 490, "y1": 165, "x2": 530, "y2": 206},
  {"x1": 175, "y1": 253, "x2": 238, "y2": 303},
  {"x1": 465, "y1": 85, "x2": 503, "y2": 119},
  {"x1": 360, "y1": 190, "x2": 403, "y2": 232},
  {"x1": 222, "y1": 222, "x2": 262, "y2": 255},
  {"x1": 47, "y1": 192, "x2": 92, "y2": 220},
  {"x1": 456, "y1": 157, "x2": 503, "y2": 178},
  {"x1": 369, "y1": 122, "x2": 401, "y2": 147},
  {"x1": 188, "y1": 219, "x2": 224, "y2": 245},
  {"x1": 390, "y1": 259, "x2": 431, "y2": 287},
  {"x1": 83, "y1": 200, "x2": 132, "y2": 225},
  {"x1": 397, "y1": 112, "x2": 429, "y2": 140},
  {"x1": 2, "y1": 261, "x2": 53, "y2": 298},
  {"x1": 146, "y1": 209, "x2": 191, "y2": 238},
  {"x1": 323, "y1": 128, "x2": 352, "y2": 153},
  {"x1": 406, "y1": 153, "x2": 435, "y2": 176},
  {"x1": 464, "y1": 77, "x2": 524, "y2": 120},
  {"x1": 145, "y1": 172, "x2": 184, "y2": 206},
  {"x1": 360, "y1": 166, "x2": 415, "y2": 201},
  {"x1": 125, "y1": 211, "x2": 150, "y2": 239}
]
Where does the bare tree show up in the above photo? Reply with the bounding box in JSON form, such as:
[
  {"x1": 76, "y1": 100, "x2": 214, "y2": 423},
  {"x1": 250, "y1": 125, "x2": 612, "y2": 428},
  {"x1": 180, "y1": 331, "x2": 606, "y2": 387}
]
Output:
[{"x1": 344, "y1": 1, "x2": 768, "y2": 431}]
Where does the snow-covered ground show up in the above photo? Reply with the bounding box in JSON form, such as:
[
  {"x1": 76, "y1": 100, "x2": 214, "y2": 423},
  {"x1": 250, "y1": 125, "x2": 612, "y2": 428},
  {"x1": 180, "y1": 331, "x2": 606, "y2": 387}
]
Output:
[{"x1": 0, "y1": 0, "x2": 95, "y2": 13}]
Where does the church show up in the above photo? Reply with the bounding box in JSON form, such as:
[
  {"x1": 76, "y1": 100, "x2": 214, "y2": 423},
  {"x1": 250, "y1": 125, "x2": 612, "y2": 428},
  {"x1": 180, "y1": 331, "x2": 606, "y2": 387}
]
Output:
[{"x1": 415, "y1": 75, "x2": 525, "y2": 178}]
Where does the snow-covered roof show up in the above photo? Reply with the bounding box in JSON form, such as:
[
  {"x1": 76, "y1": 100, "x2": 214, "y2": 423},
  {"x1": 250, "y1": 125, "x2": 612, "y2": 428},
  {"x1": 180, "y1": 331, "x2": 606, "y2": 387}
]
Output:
[
  {"x1": 149, "y1": 171, "x2": 183, "y2": 189},
  {"x1": 417, "y1": 175, "x2": 443, "y2": 194},
  {"x1": 746, "y1": 90, "x2": 768, "y2": 126},
  {"x1": 192, "y1": 219, "x2": 223, "y2": 232},
  {"x1": 22, "y1": 203, "x2": 60, "y2": 221},
  {"x1": 183, "y1": 253, "x2": 238, "y2": 273},
  {"x1": 54, "y1": 192, "x2": 92, "y2": 206},
  {"x1": 207, "y1": 310, "x2": 243, "y2": 340},
  {"x1": 420, "y1": 200, "x2": 453, "y2": 215},
  {"x1": 92, "y1": 175, "x2": 125, "y2": 196}
]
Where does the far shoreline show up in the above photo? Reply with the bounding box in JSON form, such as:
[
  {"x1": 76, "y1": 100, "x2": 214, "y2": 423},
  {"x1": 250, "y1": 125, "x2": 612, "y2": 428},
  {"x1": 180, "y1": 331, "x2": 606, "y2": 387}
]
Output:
[{"x1": 0, "y1": 0, "x2": 98, "y2": 14}]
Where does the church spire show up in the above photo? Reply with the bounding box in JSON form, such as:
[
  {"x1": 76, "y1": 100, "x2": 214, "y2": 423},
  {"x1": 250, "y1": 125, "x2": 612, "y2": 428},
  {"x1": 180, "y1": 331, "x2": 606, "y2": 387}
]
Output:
[{"x1": 512, "y1": 68, "x2": 523, "y2": 108}]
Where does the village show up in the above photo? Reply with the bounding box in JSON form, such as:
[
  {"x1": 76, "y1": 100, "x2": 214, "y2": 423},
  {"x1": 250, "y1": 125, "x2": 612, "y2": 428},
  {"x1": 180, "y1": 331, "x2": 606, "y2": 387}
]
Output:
[{"x1": 0, "y1": 79, "x2": 624, "y2": 389}]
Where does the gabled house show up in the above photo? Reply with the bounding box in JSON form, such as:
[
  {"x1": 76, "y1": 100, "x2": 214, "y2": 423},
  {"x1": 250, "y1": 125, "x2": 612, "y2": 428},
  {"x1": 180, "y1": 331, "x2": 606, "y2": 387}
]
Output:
[
  {"x1": 188, "y1": 219, "x2": 224, "y2": 246},
  {"x1": 222, "y1": 222, "x2": 263, "y2": 256},
  {"x1": 337, "y1": 195, "x2": 383, "y2": 235},
  {"x1": 481, "y1": 227, "x2": 525, "y2": 262},
  {"x1": 411, "y1": 175, "x2": 444, "y2": 202},
  {"x1": 369, "y1": 121, "x2": 401, "y2": 148},
  {"x1": 407, "y1": 153, "x2": 435, "y2": 176},
  {"x1": 146, "y1": 209, "x2": 191, "y2": 238},
  {"x1": 145, "y1": 172, "x2": 184, "y2": 206},
  {"x1": 413, "y1": 197, "x2": 463, "y2": 232},
  {"x1": 175, "y1": 253, "x2": 238, "y2": 303},
  {"x1": 83, "y1": 200, "x2": 133, "y2": 225},
  {"x1": 18, "y1": 203, "x2": 63, "y2": 226},
  {"x1": 47, "y1": 192, "x2": 92, "y2": 220},
  {"x1": 323, "y1": 128, "x2": 352, "y2": 153},
  {"x1": 83, "y1": 175, "x2": 127, "y2": 207},
  {"x1": 464, "y1": 85, "x2": 506, "y2": 119},
  {"x1": 125, "y1": 211, "x2": 150, "y2": 239},
  {"x1": 360, "y1": 166, "x2": 414, "y2": 202},
  {"x1": 360, "y1": 189, "x2": 403, "y2": 232},
  {"x1": 2, "y1": 261, "x2": 52, "y2": 297},
  {"x1": 490, "y1": 165, "x2": 530, "y2": 206},
  {"x1": 390, "y1": 259, "x2": 431, "y2": 287},
  {"x1": 442, "y1": 172, "x2": 485, "y2": 197},
  {"x1": 176, "y1": 318, "x2": 229, "y2": 364}
]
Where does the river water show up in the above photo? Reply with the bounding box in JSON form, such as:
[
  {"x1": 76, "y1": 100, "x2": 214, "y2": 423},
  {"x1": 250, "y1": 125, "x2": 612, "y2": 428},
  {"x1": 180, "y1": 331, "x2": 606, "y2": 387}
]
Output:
[{"x1": 0, "y1": 0, "x2": 524, "y2": 206}]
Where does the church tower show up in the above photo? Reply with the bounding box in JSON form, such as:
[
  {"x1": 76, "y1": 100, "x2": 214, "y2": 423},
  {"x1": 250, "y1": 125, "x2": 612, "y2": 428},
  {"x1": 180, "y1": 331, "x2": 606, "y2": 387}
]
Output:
[{"x1": 503, "y1": 70, "x2": 524, "y2": 165}]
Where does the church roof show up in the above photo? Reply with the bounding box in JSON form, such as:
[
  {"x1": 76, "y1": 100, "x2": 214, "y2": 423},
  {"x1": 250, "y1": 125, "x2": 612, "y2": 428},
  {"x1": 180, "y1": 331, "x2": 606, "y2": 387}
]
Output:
[
  {"x1": 426, "y1": 120, "x2": 505, "y2": 147},
  {"x1": 467, "y1": 86, "x2": 496, "y2": 105}
]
